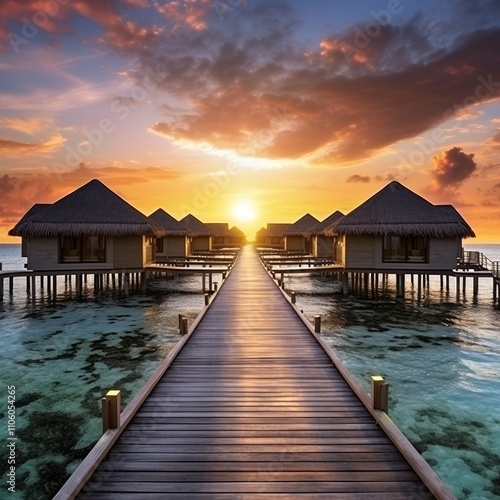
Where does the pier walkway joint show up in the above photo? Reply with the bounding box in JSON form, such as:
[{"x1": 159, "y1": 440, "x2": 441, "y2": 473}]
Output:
[{"x1": 72, "y1": 246, "x2": 446, "y2": 499}]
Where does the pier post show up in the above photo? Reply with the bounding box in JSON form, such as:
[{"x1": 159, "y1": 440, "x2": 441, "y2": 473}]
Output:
[
  {"x1": 371, "y1": 375, "x2": 389, "y2": 414},
  {"x1": 213, "y1": 282, "x2": 218, "y2": 292},
  {"x1": 124, "y1": 274, "x2": 130, "y2": 296},
  {"x1": 101, "y1": 390, "x2": 121, "y2": 433},
  {"x1": 342, "y1": 273, "x2": 348, "y2": 294},
  {"x1": 180, "y1": 318, "x2": 188, "y2": 335},
  {"x1": 314, "y1": 315, "x2": 321, "y2": 333},
  {"x1": 204, "y1": 293, "x2": 209, "y2": 306},
  {"x1": 209, "y1": 273, "x2": 213, "y2": 292},
  {"x1": 473, "y1": 276, "x2": 479, "y2": 299},
  {"x1": 291, "y1": 291, "x2": 296, "y2": 304},
  {"x1": 31, "y1": 275, "x2": 36, "y2": 300},
  {"x1": 446, "y1": 275, "x2": 450, "y2": 293},
  {"x1": 26, "y1": 276, "x2": 30, "y2": 294},
  {"x1": 9, "y1": 277, "x2": 13, "y2": 295},
  {"x1": 0, "y1": 278, "x2": 3, "y2": 299}
]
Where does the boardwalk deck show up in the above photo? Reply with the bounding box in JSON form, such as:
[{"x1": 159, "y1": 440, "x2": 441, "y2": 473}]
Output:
[{"x1": 71, "y1": 246, "x2": 448, "y2": 499}]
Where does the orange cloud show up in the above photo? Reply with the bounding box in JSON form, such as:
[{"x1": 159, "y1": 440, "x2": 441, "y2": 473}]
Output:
[
  {"x1": 1, "y1": 0, "x2": 157, "y2": 55},
  {"x1": 0, "y1": 134, "x2": 65, "y2": 156},
  {"x1": 143, "y1": 10, "x2": 500, "y2": 165},
  {"x1": 156, "y1": 0, "x2": 213, "y2": 31},
  {"x1": 0, "y1": 164, "x2": 182, "y2": 230}
]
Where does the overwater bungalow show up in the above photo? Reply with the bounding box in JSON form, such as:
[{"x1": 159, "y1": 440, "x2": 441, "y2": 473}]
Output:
[
  {"x1": 207, "y1": 224, "x2": 246, "y2": 248},
  {"x1": 308, "y1": 210, "x2": 345, "y2": 258},
  {"x1": 324, "y1": 181, "x2": 475, "y2": 270},
  {"x1": 227, "y1": 226, "x2": 246, "y2": 246},
  {"x1": 149, "y1": 209, "x2": 191, "y2": 257},
  {"x1": 255, "y1": 223, "x2": 291, "y2": 249},
  {"x1": 281, "y1": 214, "x2": 319, "y2": 253},
  {"x1": 9, "y1": 179, "x2": 165, "y2": 271},
  {"x1": 179, "y1": 214, "x2": 216, "y2": 252}
]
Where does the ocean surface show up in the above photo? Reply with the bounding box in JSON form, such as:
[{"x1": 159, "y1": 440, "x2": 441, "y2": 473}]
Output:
[
  {"x1": 284, "y1": 243, "x2": 500, "y2": 500},
  {"x1": 0, "y1": 244, "x2": 210, "y2": 499},
  {"x1": 1, "y1": 243, "x2": 500, "y2": 499}
]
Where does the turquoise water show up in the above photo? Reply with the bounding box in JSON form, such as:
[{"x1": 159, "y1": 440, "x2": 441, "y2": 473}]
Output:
[
  {"x1": 284, "y1": 243, "x2": 500, "y2": 500},
  {"x1": 0, "y1": 245, "x2": 208, "y2": 499}
]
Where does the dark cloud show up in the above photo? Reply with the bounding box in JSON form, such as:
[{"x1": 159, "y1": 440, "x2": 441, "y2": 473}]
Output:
[
  {"x1": 432, "y1": 147, "x2": 477, "y2": 189},
  {"x1": 142, "y1": 2, "x2": 500, "y2": 164},
  {"x1": 3, "y1": 0, "x2": 500, "y2": 166},
  {"x1": 346, "y1": 175, "x2": 371, "y2": 183},
  {"x1": 0, "y1": 166, "x2": 181, "y2": 225},
  {"x1": 0, "y1": 174, "x2": 54, "y2": 219}
]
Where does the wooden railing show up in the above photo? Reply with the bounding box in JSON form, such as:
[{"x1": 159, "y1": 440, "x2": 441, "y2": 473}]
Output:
[
  {"x1": 493, "y1": 261, "x2": 500, "y2": 279},
  {"x1": 460, "y1": 250, "x2": 500, "y2": 278}
]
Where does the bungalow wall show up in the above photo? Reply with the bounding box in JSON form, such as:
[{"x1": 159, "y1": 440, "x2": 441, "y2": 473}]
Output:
[
  {"x1": 157, "y1": 236, "x2": 189, "y2": 257},
  {"x1": 312, "y1": 235, "x2": 333, "y2": 258},
  {"x1": 284, "y1": 235, "x2": 308, "y2": 252},
  {"x1": 113, "y1": 236, "x2": 148, "y2": 269},
  {"x1": 344, "y1": 235, "x2": 462, "y2": 270},
  {"x1": 192, "y1": 236, "x2": 212, "y2": 252},
  {"x1": 212, "y1": 237, "x2": 226, "y2": 250},
  {"x1": 26, "y1": 236, "x2": 114, "y2": 271},
  {"x1": 265, "y1": 236, "x2": 284, "y2": 249}
]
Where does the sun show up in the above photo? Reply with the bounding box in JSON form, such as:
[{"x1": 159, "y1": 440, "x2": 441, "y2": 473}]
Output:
[{"x1": 232, "y1": 201, "x2": 256, "y2": 222}]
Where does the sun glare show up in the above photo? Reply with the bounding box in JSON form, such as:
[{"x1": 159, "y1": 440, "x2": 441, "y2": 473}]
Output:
[{"x1": 232, "y1": 201, "x2": 256, "y2": 222}]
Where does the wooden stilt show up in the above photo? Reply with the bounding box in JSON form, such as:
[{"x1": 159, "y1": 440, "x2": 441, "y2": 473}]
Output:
[{"x1": 473, "y1": 276, "x2": 479, "y2": 298}]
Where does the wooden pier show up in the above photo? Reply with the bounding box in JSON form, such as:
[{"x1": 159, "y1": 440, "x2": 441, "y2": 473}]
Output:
[
  {"x1": 56, "y1": 246, "x2": 454, "y2": 499},
  {"x1": 0, "y1": 252, "x2": 237, "y2": 300}
]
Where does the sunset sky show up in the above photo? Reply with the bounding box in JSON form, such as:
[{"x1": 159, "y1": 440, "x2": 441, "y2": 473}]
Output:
[{"x1": 1, "y1": 0, "x2": 500, "y2": 242}]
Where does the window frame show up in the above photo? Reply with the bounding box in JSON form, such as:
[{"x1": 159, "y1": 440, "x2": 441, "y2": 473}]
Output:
[
  {"x1": 59, "y1": 235, "x2": 107, "y2": 263},
  {"x1": 382, "y1": 236, "x2": 428, "y2": 264}
]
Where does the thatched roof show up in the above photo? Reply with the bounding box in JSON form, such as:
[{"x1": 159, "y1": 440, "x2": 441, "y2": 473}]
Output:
[
  {"x1": 9, "y1": 179, "x2": 166, "y2": 238},
  {"x1": 180, "y1": 214, "x2": 217, "y2": 237},
  {"x1": 255, "y1": 227, "x2": 269, "y2": 240},
  {"x1": 206, "y1": 223, "x2": 229, "y2": 236},
  {"x1": 149, "y1": 209, "x2": 190, "y2": 236},
  {"x1": 325, "y1": 181, "x2": 475, "y2": 238},
  {"x1": 228, "y1": 226, "x2": 245, "y2": 237},
  {"x1": 308, "y1": 210, "x2": 345, "y2": 236},
  {"x1": 281, "y1": 213, "x2": 320, "y2": 236},
  {"x1": 14, "y1": 203, "x2": 51, "y2": 225},
  {"x1": 267, "y1": 223, "x2": 290, "y2": 236}
]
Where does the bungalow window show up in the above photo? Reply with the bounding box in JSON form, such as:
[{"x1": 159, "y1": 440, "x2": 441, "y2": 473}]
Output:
[
  {"x1": 156, "y1": 237, "x2": 164, "y2": 253},
  {"x1": 271, "y1": 237, "x2": 281, "y2": 244},
  {"x1": 60, "y1": 236, "x2": 106, "y2": 263},
  {"x1": 213, "y1": 237, "x2": 224, "y2": 245},
  {"x1": 382, "y1": 236, "x2": 428, "y2": 263}
]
